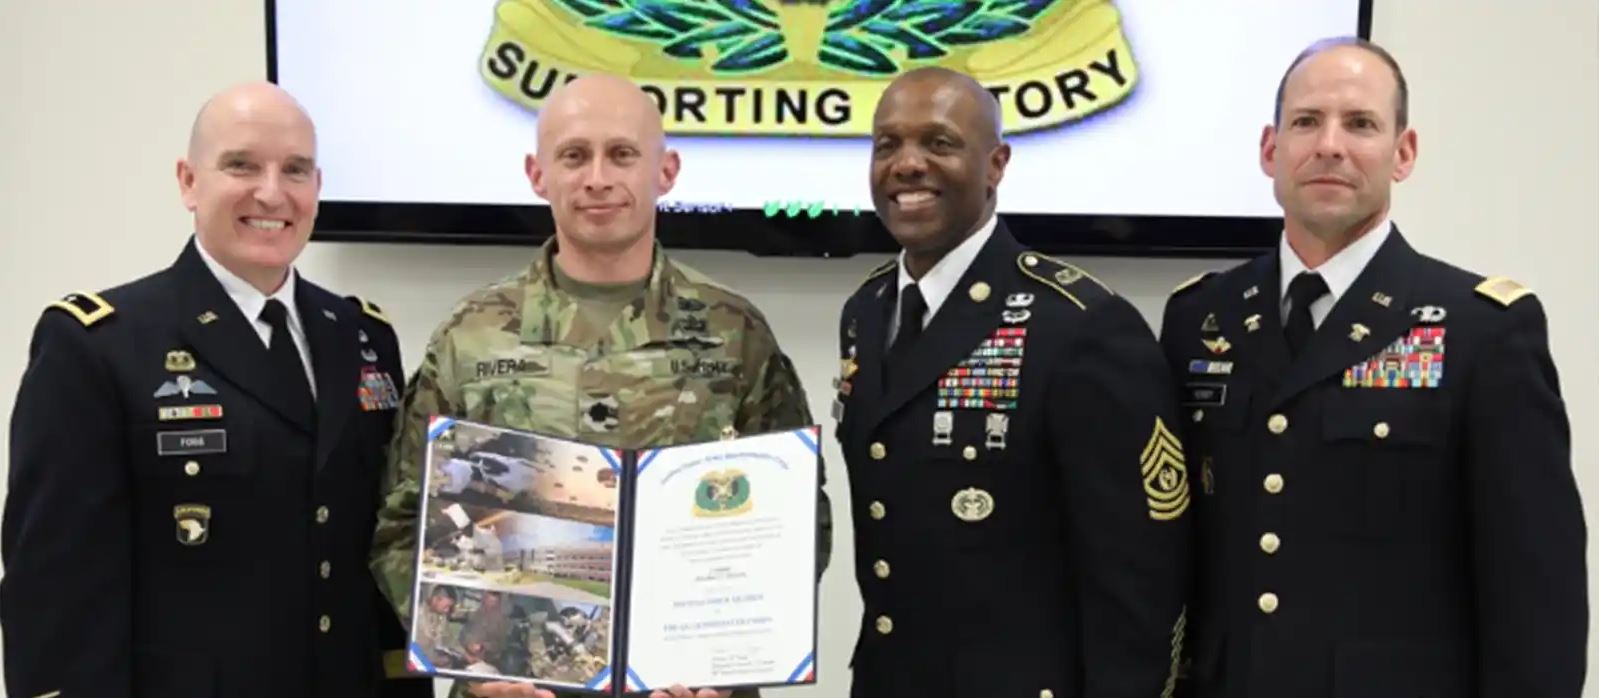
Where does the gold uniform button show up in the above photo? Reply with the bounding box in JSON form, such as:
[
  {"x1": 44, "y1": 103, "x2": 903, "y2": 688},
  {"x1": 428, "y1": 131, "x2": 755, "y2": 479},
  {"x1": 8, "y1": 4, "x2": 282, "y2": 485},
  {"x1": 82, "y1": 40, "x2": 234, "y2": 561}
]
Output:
[
  {"x1": 962, "y1": 446, "x2": 978, "y2": 461},
  {"x1": 1041, "y1": 691, "x2": 1055, "y2": 698},
  {"x1": 183, "y1": 461, "x2": 201, "y2": 477},
  {"x1": 318, "y1": 615, "x2": 332, "y2": 633},
  {"x1": 869, "y1": 501, "x2": 886, "y2": 520},
  {"x1": 315, "y1": 506, "x2": 330, "y2": 524},
  {"x1": 1373, "y1": 421, "x2": 1391, "y2": 439},
  {"x1": 319, "y1": 561, "x2": 332, "y2": 579},
  {"x1": 1258, "y1": 593, "x2": 1279, "y2": 614},
  {"x1": 875, "y1": 615, "x2": 893, "y2": 634},
  {"x1": 870, "y1": 442, "x2": 887, "y2": 460},
  {"x1": 1260, "y1": 532, "x2": 1281, "y2": 554},
  {"x1": 1263, "y1": 473, "x2": 1284, "y2": 494},
  {"x1": 1267, "y1": 414, "x2": 1288, "y2": 434},
  {"x1": 873, "y1": 560, "x2": 891, "y2": 579}
]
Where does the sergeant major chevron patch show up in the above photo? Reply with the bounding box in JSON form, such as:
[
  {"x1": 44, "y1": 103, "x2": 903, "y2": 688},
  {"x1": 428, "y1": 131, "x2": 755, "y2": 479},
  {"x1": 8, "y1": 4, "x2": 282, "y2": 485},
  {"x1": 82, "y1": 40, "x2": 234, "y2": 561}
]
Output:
[{"x1": 1141, "y1": 416, "x2": 1189, "y2": 521}]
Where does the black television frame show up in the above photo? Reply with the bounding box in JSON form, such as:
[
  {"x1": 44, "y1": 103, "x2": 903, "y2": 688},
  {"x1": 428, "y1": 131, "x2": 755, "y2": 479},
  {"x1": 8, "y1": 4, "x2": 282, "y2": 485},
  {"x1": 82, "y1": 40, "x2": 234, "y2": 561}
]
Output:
[{"x1": 266, "y1": 0, "x2": 1373, "y2": 259}]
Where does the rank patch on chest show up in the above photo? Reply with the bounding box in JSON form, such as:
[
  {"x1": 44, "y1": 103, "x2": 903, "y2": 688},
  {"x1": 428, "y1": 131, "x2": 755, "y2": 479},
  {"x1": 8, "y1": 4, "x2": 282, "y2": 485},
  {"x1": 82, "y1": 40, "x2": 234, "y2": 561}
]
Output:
[
  {"x1": 937, "y1": 327, "x2": 1025, "y2": 410},
  {"x1": 358, "y1": 367, "x2": 401, "y2": 411},
  {"x1": 1343, "y1": 326, "x2": 1445, "y2": 388}
]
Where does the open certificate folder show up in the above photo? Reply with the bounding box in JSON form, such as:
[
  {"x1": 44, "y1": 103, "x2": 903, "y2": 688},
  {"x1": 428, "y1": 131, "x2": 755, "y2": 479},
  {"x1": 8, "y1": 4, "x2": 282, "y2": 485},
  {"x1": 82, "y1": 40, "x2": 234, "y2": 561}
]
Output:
[{"x1": 405, "y1": 417, "x2": 822, "y2": 695}]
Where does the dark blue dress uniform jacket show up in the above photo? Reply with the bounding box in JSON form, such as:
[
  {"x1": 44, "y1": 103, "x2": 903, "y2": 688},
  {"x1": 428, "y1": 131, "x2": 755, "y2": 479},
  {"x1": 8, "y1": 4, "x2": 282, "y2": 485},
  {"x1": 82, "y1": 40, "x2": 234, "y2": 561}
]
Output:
[
  {"x1": 1, "y1": 238, "x2": 433, "y2": 697},
  {"x1": 1159, "y1": 228, "x2": 1586, "y2": 698},
  {"x1": 833, "y1": 221, "x2": 1194, "y2": 698}
]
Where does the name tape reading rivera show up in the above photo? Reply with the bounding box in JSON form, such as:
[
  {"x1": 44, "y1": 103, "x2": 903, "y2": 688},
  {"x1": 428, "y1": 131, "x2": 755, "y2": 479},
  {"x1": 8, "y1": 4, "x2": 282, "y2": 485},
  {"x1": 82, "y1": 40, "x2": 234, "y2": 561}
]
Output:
[{"x1": 476, "y1": 0, "x2": 1140, "y2": 137}]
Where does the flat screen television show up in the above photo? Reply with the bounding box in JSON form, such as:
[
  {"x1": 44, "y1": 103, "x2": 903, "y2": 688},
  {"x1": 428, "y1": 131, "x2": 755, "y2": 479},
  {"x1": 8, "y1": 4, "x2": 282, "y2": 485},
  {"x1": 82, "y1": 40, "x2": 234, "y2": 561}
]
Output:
[{"x1": 267, "y1": 0, "x2": 1373, "y2": 257}]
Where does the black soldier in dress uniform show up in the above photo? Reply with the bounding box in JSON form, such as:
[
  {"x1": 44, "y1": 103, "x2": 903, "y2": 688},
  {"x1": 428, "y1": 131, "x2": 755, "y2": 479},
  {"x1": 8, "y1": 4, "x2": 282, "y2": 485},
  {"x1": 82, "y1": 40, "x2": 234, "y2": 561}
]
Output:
[
  {"x1": 0, "y1": 82, "x2": 431, "y2": 698},
  {"x1": 833, "y1": 67, "x2": 1193, "y2": 698},
  {"x1": 1159, "y1": 38, "x2": 1586, "y2": 698}
]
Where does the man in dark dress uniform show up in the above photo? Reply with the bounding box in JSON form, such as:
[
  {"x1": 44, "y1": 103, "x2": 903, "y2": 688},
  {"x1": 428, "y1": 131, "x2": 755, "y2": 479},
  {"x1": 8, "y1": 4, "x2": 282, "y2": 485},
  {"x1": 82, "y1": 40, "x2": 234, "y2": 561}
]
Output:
[
  {"x1": 1160, "y1": 38, "x2": 1586, "y2": 698},
  {"x1": 1, "y1": 81, "x2": 432, "y2": 698},
  {"x1": 832, "y1": 66, "x2": 1193, "y2": 698}
]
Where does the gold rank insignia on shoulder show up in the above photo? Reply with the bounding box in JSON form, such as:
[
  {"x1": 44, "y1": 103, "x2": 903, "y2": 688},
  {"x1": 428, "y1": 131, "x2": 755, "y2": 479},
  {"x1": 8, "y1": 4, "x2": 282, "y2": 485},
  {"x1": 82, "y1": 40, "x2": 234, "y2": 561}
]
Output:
[
  {"x1": 348, "y1": 295, "x2": 392, "y2": 325},
  {"x1": 48, "y1": 290, "x2": 114, "y2": 327},
  {"x1": 1171, "y1": 271, "x2": 1214, "y2": 296},
  {"x1": 1475, "y1": 276, "x2": 1533, "y2": 307},
  {"x1": 1141, "y1": 417, "x2": 1190, "y2": 521},
  {"x1": 165, "y1": 349, "x2": 196, "y2": 372},
  {"x1": 860, "y1": 259, "x2": 896, "y2": 289}
]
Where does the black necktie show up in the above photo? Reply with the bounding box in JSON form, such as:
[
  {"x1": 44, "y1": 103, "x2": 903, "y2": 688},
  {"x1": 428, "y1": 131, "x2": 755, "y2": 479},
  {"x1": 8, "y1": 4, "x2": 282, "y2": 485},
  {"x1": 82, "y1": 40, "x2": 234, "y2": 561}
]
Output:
[
  {"x1": 260, "y1": 299, "x2": 315, "y2": 417},
  {"x1": 892, "y1": 283, "x2": 927, "y2": 352},
  {"x1": 1284, "y1": 272, "x2": 1330, "y2": 358},
  {"x1": 884, "y1": 284, "x2": 927, "y2": 389}
]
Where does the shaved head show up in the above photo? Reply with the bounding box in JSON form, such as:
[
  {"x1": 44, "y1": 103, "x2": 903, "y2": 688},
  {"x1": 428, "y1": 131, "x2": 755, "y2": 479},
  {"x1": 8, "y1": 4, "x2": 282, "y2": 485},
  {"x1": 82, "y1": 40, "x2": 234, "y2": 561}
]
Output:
[
  {"x1": 526, "y1": 72, "x2": 679, "y2": 282},
  {"x1": 537, "y1": 73, "x2": 666, "y2": 159},
  {"x1": 187, "y1": 81, "x2": 316, "y2": 162},
  {"x1": 177, "y1": 80, "x2": 322, "y2": 294},
  {"x1": 878, "y1": 66, "x2": 1003, "y2": 147}
]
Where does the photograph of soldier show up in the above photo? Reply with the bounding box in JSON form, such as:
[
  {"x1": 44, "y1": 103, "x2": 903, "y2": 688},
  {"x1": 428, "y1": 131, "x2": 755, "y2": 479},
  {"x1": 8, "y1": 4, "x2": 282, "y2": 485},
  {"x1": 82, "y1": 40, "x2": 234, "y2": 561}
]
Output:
[
  {"x1": 428, "y1": 419, "x2": 619, "y2": 526},
  {"x1": 419, "y1": 500, "x2": 614, "y2": 603},
  {"x1": 413, "y1": 582, "x2": 611, "y2": 686}
]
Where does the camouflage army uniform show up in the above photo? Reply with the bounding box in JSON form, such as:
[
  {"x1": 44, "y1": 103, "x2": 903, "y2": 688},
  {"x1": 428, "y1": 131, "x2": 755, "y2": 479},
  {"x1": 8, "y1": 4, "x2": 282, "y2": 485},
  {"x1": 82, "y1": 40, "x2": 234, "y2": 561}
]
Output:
[{"x1": 371, "y1": 238, "x2": 831, "y2": 698}]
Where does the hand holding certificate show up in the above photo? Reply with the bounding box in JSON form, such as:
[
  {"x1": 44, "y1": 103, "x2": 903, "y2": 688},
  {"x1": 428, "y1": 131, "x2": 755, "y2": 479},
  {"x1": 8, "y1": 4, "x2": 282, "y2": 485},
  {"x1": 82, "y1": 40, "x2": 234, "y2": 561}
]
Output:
[{"x1": 407, "y1": 417, "x2": 822, "y2": 696}]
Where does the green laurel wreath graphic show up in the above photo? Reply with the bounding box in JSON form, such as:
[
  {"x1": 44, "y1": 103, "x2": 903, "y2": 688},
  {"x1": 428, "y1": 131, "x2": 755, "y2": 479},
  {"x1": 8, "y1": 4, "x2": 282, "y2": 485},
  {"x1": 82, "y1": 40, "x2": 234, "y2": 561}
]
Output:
[
  {"x1": 548, "y1": 0, "x2": 1061, "y2": 76},
  {"x1": 822, "y1": 0, "x2": 1057, "y2": 74}
]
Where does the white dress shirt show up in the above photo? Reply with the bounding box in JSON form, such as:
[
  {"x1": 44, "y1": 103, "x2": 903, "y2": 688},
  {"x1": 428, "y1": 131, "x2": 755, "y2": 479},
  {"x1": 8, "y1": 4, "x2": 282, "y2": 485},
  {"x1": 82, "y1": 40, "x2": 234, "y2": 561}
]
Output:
[
  {"x1": 887, "y1": 213, "x2": 998, "y2": 346},
  {"x1": 1278, "y1": 217, "x2": 1392, "y2": 329},
  {"x1": 195, "y1": 238, "x2": 318, "y2": 396}
]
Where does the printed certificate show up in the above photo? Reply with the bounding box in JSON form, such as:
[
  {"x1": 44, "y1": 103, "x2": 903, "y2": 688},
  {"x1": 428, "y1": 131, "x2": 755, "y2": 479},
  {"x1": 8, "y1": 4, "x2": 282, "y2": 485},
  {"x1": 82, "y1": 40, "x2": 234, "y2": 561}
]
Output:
[{"x1": 405, "y1": 417, "x2": 820, "y2": 696}]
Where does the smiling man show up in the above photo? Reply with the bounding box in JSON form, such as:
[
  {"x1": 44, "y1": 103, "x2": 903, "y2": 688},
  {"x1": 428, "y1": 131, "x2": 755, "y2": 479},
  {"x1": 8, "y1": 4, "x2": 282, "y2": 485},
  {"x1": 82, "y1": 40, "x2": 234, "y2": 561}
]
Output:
[
  {"x1": 0, "y1": 81, "x2": 429, "y2": 697},
  {"x1": 831, "y1": 66, "x2": 1192, "y2": 698},
  {"x1": 368, "y1": 73, "x2": 831, "y2": 698},
  {"x1": 1159, "y1": 38, "x2": 1585, "y2": 698}
]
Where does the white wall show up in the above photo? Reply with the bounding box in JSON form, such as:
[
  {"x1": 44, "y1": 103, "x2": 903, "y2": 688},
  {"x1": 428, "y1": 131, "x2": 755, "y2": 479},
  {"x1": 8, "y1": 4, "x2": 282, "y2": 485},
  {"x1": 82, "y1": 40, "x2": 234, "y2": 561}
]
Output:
[{"x1": 1, "y1": 1, "x2": 1594, "y2": 696}]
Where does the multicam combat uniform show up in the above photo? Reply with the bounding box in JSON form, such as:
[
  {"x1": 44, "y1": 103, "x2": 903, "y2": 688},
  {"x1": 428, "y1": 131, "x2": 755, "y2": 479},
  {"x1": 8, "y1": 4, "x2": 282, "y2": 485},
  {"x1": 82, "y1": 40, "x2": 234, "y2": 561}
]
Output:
[{"x1": 370, "y1": 238, "x2": 831, "y2": 697}]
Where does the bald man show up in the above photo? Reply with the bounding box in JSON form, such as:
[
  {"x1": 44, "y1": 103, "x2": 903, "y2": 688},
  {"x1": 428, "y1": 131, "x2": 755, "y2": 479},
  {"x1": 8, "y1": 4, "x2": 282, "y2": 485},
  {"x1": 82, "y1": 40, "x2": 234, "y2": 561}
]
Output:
[
  {"x1": 368, "y1": 73, "x2": 830, "y2": 698},
  {"x1": 830, "y1": 66, "x2": 1192, "y2": 698},
  {"x1": 1, "y1": 81, "x2": 431, "y2": 697}
]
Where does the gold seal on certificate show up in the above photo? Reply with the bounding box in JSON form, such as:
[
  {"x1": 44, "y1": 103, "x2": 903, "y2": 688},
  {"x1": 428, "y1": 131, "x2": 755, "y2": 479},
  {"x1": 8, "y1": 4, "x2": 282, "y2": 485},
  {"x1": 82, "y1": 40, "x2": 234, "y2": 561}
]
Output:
[{"x1": 406, "y1": 417, "x2": 822, "y2": 695}]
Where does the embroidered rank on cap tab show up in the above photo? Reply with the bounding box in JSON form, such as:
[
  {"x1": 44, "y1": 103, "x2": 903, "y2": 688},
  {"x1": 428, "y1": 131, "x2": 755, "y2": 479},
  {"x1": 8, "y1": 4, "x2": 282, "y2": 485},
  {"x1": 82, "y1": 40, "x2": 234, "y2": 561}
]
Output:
[
  {"x1": 348, "y1": 295, "x2": 391, "y2": 325},
  {"x1": 48, "y1": 290, "x2": 115, "y2": 327},
  {"x1": 1474, "y1": 276, "x2": 1533, "y2": 307}
]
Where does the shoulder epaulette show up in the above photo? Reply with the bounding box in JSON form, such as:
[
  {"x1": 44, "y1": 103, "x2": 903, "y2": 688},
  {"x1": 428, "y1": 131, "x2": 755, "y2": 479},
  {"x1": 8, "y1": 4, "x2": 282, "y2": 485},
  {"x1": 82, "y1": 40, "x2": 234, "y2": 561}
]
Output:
[
  {"x1": 1474, "y1": 276, "x2": 1534, "y2": 307},
  {"x1": 1016, "y1": 252, "x2": 1112, "y2": 311},
  {"x1": 47, "y1": 290, "x2": 114, "y2": 327},
  {"x1": 1171, "y1": 271, "x2": 1216, "y2": 297},
  {"x1": 346, "y1": 295, "x2": 391, "y2": 325},
  {"x1": 859, "y1": 258, "x2": 896, "y2": 288}
]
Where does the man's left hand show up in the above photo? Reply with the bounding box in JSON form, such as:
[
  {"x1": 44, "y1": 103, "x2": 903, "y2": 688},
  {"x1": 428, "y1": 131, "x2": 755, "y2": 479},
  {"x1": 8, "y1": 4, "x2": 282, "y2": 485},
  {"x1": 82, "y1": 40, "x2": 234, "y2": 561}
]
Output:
[{"x1": 649, "y1": 685, "x2": 730, "y2": 698}]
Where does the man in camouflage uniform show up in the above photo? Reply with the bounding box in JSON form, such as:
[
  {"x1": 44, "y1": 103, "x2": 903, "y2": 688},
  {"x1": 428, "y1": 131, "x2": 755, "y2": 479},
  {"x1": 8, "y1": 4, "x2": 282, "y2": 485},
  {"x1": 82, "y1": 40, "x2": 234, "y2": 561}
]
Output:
[{"x1": 369, "y1": 73, "x2": 831, "y2": 698}]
